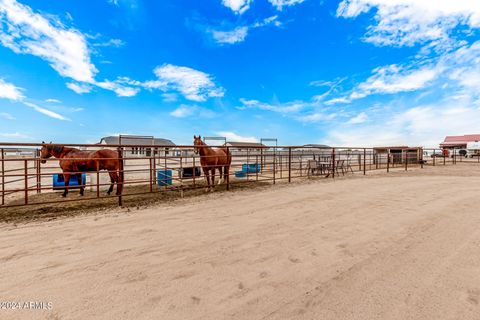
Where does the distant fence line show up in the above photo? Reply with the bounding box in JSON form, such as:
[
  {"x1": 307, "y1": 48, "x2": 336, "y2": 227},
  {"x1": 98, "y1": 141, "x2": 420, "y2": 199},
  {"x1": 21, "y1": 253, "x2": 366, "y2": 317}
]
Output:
[{"x1": 0, "y1": 142, "x2": 478, "y2": 208}]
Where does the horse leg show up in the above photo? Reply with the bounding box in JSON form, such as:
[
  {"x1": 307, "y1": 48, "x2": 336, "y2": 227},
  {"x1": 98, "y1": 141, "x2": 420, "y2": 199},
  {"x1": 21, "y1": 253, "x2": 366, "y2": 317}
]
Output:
[
  {"x1": 203, "y1": 168, "x2": 210, "y2": 192},
  {"x1": 217, "y1": 167, "x2": 223, "y2": 185},
  {"x1": 211, "y1": 168, "x2": 216, "y2": 191},
  {"x1": 62, "y1": 173, "x2": 70, "y2": 197},
  {"x1": 224, "y1": 166, "x2": 229, "y2": 183},
  {"x1": 76, "y1": 172, "x2": 84, "y2": 196},
  {"x1": 107, "y1": 171, "x2": 116, "y2": 195}
]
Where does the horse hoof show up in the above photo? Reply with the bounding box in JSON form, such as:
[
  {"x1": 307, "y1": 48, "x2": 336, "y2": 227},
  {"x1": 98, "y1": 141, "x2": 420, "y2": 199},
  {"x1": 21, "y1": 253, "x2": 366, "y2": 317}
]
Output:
[{"x1": 61, "y1": 194, "x2": 67, "y2": 198}]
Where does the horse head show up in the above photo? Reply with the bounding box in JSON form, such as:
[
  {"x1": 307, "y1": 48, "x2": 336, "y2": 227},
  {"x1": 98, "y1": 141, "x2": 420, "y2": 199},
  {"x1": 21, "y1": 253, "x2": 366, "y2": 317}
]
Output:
[
  {"x1": 39, "y1": 141, "x2": 53, "y2": 164},
  {"x1": 193, "y1": 135, "x2": 203, "y2": 155}
]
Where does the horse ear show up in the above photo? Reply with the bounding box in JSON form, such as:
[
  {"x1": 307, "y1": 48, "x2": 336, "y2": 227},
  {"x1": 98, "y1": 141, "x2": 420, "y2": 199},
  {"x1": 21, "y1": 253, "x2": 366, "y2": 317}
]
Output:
[
  {"x1": 199, "y1": 135, "x2": 201, "y2": 139},
  {"x1": 42, "y1": 141, "x2": 45, "y2": 144},
  {"x1": 193, "y1": 135, "x2": 197, "y2": 139},
  {"x1": 49, "y1": 141, "x2": 52, "y2": 144}
]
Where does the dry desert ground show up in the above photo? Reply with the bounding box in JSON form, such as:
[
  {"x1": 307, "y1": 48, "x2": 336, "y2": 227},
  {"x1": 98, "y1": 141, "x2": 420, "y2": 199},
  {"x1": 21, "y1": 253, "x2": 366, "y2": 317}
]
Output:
[{"x1": 1, "y1": 164, "x2": 480, "y2": 320}]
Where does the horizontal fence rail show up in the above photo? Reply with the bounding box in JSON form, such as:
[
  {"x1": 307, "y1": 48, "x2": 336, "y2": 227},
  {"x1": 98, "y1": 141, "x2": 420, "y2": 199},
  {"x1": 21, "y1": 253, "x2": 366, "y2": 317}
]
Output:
[{"x1": 0, "y1": 142, "x2": 477, "y2": 209}]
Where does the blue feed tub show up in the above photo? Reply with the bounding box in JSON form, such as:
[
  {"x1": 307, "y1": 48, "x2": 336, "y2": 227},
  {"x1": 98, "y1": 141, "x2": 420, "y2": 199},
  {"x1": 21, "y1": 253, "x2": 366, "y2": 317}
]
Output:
[
  {"x1": 53, "y1": 173, "x2": 86, "y2": 190},
  {"x1": 242, "y1": 163, "x2": 260, "y2": 173},
  {"x1": 235, "y1": 171, "x2": 246, "y2": 178},
  {"x1": 157, "y1": 170, "x2": 173, "y2": 186}
]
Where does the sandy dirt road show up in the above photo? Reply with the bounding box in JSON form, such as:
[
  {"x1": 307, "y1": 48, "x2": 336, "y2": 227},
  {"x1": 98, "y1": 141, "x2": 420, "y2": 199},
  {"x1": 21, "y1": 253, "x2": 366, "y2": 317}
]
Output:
[{"x1": 1, "y1": 164, "x2": 480, "y2": 320}]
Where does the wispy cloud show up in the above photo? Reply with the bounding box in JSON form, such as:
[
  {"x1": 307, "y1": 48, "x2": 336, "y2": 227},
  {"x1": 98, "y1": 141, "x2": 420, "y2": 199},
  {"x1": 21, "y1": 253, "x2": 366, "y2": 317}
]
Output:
[
  {"x1": 337, "y1": 0, "x2": 480, "y2": 48},
  {"x1": 0, "y1": 132, "x2": 28, "y2": 138},
  {"x1": 66, "y1": 82, "x2": 92, "y2": 94},
  {"x1": 239, "y1": 98, "x2": 308, "y2": 114},
  {"x1": 170, "y1": 104, "x2": 216, "y2": 118},
  {"x1": 268, "y1": 0, "x2": 306, "y2": 11},
  {"x1": 346, "y1": 112, "x2": 368, "y2": 124},
  {"x1": 45, "y1": 98, "x2": 61, "y2": 103},
  {"x1": 0, "y1": 112, "x2": 15, "y2": 120},
  {"x1": 217, "y1": 131, "x2": 258, "y2": 142},
  {"x1": 0, "y1": 78, "x2": 24, "y2": 100},
  {"x1": 92, "y1": 38, "x2": 126, "y2": 48},
  {"x1": 96, "y1": 79, "x2": 140, "y2": 97},
  {"x1": 208, "y1": 16, "x2": 279, "y2": 45},
  {"x1": 222, "y1": 0, "x2": 305, "y2": 13},
  {"x1": 0, "y1": 0, "x2": 97, "y2": 82},
  {"x1": 349, "y1": 63, "x2": 442, "y2": 100},
  {"x1": 143, "y1": 64, "x2": 224, "y2": 101},
  {"x1": 23, "y1": 102, "x2": 70, "y2": 121}
]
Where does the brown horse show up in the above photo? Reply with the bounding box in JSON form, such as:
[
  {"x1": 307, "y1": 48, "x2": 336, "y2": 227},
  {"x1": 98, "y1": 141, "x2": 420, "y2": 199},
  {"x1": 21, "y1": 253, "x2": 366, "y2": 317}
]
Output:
[
  {"x1": 40, "y1": 142, "x2": 122, "y2": 197},
  {"x1": 193, "y1": 135, "x2": 231, "y2": 192}
]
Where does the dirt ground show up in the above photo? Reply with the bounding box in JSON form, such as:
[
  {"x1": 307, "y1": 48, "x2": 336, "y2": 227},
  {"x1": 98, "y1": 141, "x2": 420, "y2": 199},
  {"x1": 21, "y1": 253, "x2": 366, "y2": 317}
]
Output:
[{"x1": 1, "y1": 163, "x2": 480, "y2": 320}]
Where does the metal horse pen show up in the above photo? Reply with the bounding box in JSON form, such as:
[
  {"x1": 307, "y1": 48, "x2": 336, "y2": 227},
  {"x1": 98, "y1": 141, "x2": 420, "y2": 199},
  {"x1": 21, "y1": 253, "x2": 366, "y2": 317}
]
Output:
[{"x1": 0, "y1": 142, "x2": 472, "y2": 209}]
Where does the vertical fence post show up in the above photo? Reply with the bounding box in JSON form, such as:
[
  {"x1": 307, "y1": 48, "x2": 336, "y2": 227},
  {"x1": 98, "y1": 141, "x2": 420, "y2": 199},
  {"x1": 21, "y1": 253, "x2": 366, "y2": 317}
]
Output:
[
  {"x1": 387, "y1": 149, "x2": 390, "y2": 173},
  {"x1": 118, "y1": 147, "x2": 124, "y2": 207},
  {"x1": 332, "y1": 148, "x2": 336, "y2": 178},
  {"x1": 405, "y1": 149, "x2": 408, "y2": 171},
  {"x1": 288, "y1": 147, "x2": 292, "y2": 183},
  {"x1": 153, "y1": 151, "x2": 156, "y2": 185},
  {"x1": 24, "y1": 159, "x2": 28, "y2": 205},
  {"x1": 420, "y1": 148, "x2": 424, "y2": 169},
  {"x1": 443, "y1": 150, "x2": 446, "y2": 166},
  {"x1": 363, "y1": 148, "x2": 366, "y2": 175},
  {"x1": 36, "y1": 149, "x2": 41, "y2": 194},
  {"x1": 149, "y1": 157, "x2": 153, "y2": 193},
  {"x1": 256, "y1": 154, "x2": 259, "y2": 181},
  {"x1": 192, "y1": 154, "x2": 196, "y2": 187},
  {"x1": 273, "y1": 147, "x2": 276, "y2": 184},
  {"x1": 1, "y1": 148, "x2": 4, "y2": 206},
  {"x1": 226, "y1": 147, "x2": 230, "y2": 191},
  {"x1": 96, "y1": 160, "x2": 100, "y2": 198},
  {"x1": 433, "y1": 149, "x2": 436, "y2": 166},
  {"x1": 454, "y1": 148, "x2": 457, "y2": 165}
]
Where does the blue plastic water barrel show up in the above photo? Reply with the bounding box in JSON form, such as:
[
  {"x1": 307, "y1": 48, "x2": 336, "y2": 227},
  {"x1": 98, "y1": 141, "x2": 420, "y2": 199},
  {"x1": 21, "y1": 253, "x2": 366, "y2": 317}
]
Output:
[
  {"x1": 157, "y1": 170, "x2": 173, "y2": 186},
  {"x1": 242, "y1": 163, "x2": 260, "y2": 173},
  {"x1": 53, "y1": 173, "x2": 86, "y2": 190},
  {"x1": 235, "y1": 171, "x2": 246, "y2": 178}
]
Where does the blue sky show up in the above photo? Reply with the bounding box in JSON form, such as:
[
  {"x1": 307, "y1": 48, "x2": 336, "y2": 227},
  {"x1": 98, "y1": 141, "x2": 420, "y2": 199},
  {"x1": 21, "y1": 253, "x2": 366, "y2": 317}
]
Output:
[{"x1": 1, "y1": 0, "x2": 480, "y2": 146}]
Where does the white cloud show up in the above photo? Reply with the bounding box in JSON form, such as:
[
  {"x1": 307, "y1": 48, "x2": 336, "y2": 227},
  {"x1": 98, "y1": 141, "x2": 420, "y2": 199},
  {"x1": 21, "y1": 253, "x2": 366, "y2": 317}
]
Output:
[
  {"x1": 211, "y1": 26, "x2": 249, "y2": 45},
  {"x1": 144, "y1": 64, "x2": 224, "y2": 101},
  {"x1": 297, "y1": 112, "x2": 337, "y2": 123},
  {"x1": 337, "y1": 0, "x2": 480, "y2": 47},
  {"x1": 222, "y1": 0, "x2": 252, "y2": 14},
  {"x1": 162, "y1": 93, "x2": 178, "y2": 102},
  {"x1": 93, "y1": 38, "x2": 126, "y2": 48},
  {"x1": 350, "y1": 64, "x2": 441, "y2": 100},
  {"x1": 66, "y1": 82, "x2": 92, "y2": 94},
  {"x1": 0, "y1": 0, "x2": 97, "y2": 82},
  {"x1": 23, "y1": 101, "x2": 69, "y2": 121},
  {"x1": 0, "y1": 132, "x2": 28, "y2": 138},
  {"x1": 95, "y1": 79, "x2": 140, "y2": 97},
  {"x1": 222, "y1": 0, "x2": 305, "y2": 13},
  {"x1": 0, "y1": 112, "x2": 15, "y2": 120},
  {"x1": 0, "y1": 78, "x2": 24, "y2": 100},
  {"x1": 217, "y1": 131, "x2": 258, "y2": 142},
  {"x1": 239, "y1": 98, "x2": 307, "y2": 114},
  {"x1": 170, "y1": 104, "x2": 216, "y2": 118},
  {"x1": 327, "y1": 98, "x2": 480, "y2": 148},
  {"x1": 45, "y1": 98, "x2": 61, "y2": 103},
  {"x1": 209, "y1": 16, "x2": 278, "y2": 45},
  {"x1": 268, "y1": 0, "x2": 305, "y2": 11},
  {"x1": 347, "y1": 112, "x2": 368, "y2": 124}
]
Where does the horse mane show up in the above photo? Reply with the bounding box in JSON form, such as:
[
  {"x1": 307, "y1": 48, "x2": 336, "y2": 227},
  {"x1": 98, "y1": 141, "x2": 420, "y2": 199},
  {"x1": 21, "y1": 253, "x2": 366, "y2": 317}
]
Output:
[{"x1": 48, "y1": 145, "x2": 64, "y2": 154}]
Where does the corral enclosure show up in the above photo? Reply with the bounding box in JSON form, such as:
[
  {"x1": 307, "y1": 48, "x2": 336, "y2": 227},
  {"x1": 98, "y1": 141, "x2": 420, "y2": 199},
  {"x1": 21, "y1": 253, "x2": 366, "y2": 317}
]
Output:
[{"x1": 0, "y1": 141, "x2": 476, "y2": 209}]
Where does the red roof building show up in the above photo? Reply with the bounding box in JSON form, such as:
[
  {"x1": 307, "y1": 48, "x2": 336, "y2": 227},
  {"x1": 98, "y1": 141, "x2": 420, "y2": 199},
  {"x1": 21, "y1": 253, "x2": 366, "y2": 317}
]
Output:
[{"x1": 440, "y1": 134, "x2": 480, "y2": 148}]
